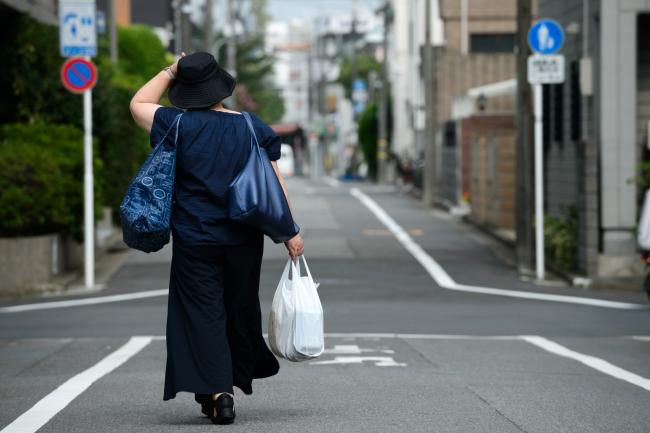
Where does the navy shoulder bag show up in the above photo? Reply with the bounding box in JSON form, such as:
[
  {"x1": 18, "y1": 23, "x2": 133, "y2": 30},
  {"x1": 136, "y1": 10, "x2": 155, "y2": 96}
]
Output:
[{"x1": 228, "y1": 112, "x2": 299, "y2": 243}]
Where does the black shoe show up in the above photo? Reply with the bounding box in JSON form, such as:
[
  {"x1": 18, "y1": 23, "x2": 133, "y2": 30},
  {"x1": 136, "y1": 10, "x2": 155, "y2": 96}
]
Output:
[{"x1": 210, "y1": 393, "x2": 236, "y2": 425}]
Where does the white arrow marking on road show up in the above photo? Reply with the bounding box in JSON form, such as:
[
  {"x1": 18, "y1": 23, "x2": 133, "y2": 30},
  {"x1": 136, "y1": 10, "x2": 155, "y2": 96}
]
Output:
[
  {"x1": 350, "y1": 188, "x2": 647, "y2": 310},
  {"x1": 324, "y1": 345, "x2": 395, "y2": 355},
  {"x1": 0, "y1": 336, "x2": 153, "y2": 433},
  {"x1": 311, "y1": 356, "x2": 407, "y2": 367}
]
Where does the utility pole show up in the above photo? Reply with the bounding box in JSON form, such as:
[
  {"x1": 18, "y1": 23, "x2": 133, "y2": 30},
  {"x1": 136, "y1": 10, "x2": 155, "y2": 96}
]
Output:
[
  {"x1": 204, "y1": 0, "x2": 214, "y2": 54},
  {"x1": 422, "y1": 0, "x2": 438, "y2": 206},
  {"x1": 226, "y1": 0, "x2": 237, "y2": 77},
  {"x1": 377, "y1": 1, "x2": 390, "y2": 182},
  {"x1": 350, "y1": 0, "x2": 359, "y2": 110},
  {"x1": 515, "y1": 0, "x2": 535, "y2": 275},
  {"x1": 173, "y1": 0, "x2": 183, "y2": 56},
  {"x1": 108, "y1": 0, "x2": 117, "y2": 63}
]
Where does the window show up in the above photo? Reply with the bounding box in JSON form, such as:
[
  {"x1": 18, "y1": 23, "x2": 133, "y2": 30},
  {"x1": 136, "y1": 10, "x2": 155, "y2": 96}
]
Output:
[{"x1": 469, "y1": 34, "x2": 516, "y2": 53}]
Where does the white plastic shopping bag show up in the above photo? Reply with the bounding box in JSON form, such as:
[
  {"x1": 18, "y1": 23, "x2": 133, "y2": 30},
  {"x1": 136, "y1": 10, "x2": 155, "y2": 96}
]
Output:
[
  {"x1": 268, "y1": 256, "x2": 324, "y2": 362},
  {"x1": 639, "y1": 190, "x2": 650, "y2": 250}
]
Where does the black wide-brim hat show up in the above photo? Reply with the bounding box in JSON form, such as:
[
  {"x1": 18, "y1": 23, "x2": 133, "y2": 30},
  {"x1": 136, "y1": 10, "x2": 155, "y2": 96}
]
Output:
[{"x1": 168, "y1": 52, "x2": 236, "y2": 109}]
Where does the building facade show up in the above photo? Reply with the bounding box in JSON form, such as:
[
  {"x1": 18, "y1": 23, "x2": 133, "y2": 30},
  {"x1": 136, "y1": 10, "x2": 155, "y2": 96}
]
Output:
[{"x1": 539, "y1": 0, "x2": 650, "y2": 277}]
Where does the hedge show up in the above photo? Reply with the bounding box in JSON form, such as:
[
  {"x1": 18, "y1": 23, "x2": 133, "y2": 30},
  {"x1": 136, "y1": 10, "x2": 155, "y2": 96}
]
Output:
[
  {"x1": 0, "y1": 123, "x2": 103, "y2": 239},
  {"x1": 0, "y1": 11, "x2": 170, "y2": 234}
]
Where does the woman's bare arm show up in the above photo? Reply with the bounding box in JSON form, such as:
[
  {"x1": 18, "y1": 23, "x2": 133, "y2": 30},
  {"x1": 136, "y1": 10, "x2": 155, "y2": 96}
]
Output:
[
  {"x1": 271, "y1": 161, "x2": 304, "y2": 259},
  {"x1": 130, "y1": 54, "x2": 184, "y2": 133}
]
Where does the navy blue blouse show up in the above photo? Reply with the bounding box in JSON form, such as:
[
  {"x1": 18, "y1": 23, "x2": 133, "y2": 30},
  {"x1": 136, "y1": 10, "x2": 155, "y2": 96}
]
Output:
[{"x1": 150, "y1": 106, "x2": 283, "y2": 245}]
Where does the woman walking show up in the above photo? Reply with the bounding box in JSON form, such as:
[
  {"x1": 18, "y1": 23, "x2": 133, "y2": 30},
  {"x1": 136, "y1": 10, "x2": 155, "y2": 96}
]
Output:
[{"x1": 129, "y1": 52, "x2": 304, "y2": 425}]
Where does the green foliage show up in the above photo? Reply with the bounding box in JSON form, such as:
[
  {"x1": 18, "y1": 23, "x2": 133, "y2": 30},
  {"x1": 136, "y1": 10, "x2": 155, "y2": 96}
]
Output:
[
  {"x1": 637, "y1": 160, "x2": 650, "y2": 190},
  {"x1": 1, "y1": 11, "x2": 167, "y2": 233},
  {"x1": 0, "y1": 123, "x2": 103, "y2": 239},
  {"x1": 115, "y1": 25, "x2": 168, "y2": 87},
  {"x1": 338, "y1": 55, "x2": 381, "y2": 99},
  {"x1": 1, "y1": 14, "x2": 81, "y2": 125},
  {"x1": 544, "y1": 207, "x2": 578, "y2": 272},
  {"x1": 218, "y1": 34, "x2": 285, "y2": 123},
  {"x1": 358, "y1": 101, "x2": 379, "y2": 180}
]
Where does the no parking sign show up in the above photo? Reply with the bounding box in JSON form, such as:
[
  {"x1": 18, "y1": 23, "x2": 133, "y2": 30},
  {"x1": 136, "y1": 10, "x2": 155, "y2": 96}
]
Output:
[{"x1": 60, "y1": 57, "x2": 97, "y2": 93}]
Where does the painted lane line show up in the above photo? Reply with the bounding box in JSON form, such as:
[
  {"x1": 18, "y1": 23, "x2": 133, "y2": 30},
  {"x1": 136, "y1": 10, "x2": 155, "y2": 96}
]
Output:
[
  {"x1": 523, "y1": 336, "x2": 650, "y2": 391},
  {"x1": 0, "y1": 289, "x2": 169, "y2": 314},
  {"x1": 350, "y1": 187, "x2": 646, "y2": 310},
  {"x1": 0, "y1": 336, "x2": 153, "y2": 433},
  {"x1": 324, "y1": 177, "x2": 341, "y2": 188}
]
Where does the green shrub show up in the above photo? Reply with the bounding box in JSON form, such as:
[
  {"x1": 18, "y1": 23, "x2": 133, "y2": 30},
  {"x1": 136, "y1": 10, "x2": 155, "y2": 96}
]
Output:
[
  {"x1": 0, "y1": 123, "x2": 103, "y2": 240},
  {"x1": 116, "y1": 25, "x2": 168, "y2": 87},
  {"x1": 358, "y1": 101, "x2": 378, "y2": 180},
  {"x1": 544, "y1": 207, "x2": 578, "y2": 272}
]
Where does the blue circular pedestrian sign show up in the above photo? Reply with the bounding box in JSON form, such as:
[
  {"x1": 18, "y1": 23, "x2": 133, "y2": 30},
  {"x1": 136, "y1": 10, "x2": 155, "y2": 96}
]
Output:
[{"x1": 528, "y1": 19, "x2": 564, "y2": 55}]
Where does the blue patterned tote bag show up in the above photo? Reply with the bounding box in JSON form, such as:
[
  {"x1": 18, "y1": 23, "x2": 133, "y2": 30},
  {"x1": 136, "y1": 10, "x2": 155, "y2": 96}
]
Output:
[{"x1": 120, "y1": 113, "x2": 183, "y2": 253}]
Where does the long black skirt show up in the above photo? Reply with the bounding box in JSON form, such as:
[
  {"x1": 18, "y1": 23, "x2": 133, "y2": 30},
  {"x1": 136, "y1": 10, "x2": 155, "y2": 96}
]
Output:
[{"x1": 163, "y1": 236, "x2": 280, "y2": 401}]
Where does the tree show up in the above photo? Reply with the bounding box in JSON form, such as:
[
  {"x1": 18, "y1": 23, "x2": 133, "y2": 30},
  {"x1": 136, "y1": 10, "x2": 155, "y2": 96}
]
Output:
[
  {"x1": 250, "y1": 0, "x2": 271, "y2": 34},
  {"x1": 338, "y1": 54, "x2": 381, "y2": 99},
  {"x1": 219, "y1": 34, "x2": 285, "y2": 124},
  {"x1": 358, "y1": 101, "x2": 378, "y2": 180}
]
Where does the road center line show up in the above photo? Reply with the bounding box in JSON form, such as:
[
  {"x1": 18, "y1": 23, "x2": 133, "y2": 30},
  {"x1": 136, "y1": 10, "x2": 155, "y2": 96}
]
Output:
[
  {"x1": 0, "y1": 289, "x2": 169, "y2": 314},
  {"x1": 349, "y1": 187, "x2": 646, "y2": 310},
  {"x1": 522, "y1": 336, "x2": 650, "y2": 391},
  {"x1": 0, "y1": 336, "x2": 153, "y2": 433}
]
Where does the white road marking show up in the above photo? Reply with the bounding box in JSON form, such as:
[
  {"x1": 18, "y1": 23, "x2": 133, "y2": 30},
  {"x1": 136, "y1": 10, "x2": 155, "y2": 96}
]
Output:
[
  {"x1": 630, "y1": 336, "x2": 650, "y2": 342},
  {"x1": 0, "y1": 289, "x2": 169, "y2": 313},
  {"x1": 324, "y1": 344, "x2": 395, "y2": 355},
  {"x1": 0, "y1": 336, "x2": 153, "y2": 433},
  {"x1": 350, "y1": 188, "x2": 646, "y2": 310},
  {"x1": 310, "y1": 356, "x2": 407, "y2": 367},
  {"x1": 324, "y1": 177, "x2": 341, "y2": 188},
  {"x1": 523, "y1": 336, "x2": 650, "y2": 391}
]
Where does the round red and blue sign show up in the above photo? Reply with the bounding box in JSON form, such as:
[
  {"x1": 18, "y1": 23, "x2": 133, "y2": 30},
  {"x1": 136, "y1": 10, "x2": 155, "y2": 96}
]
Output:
[{"x1": 61, "y1": 57, "x2": 98, "y2": 93}]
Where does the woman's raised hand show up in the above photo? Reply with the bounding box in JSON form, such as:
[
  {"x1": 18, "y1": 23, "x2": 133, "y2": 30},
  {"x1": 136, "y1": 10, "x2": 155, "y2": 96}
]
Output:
[
  {"x1": 284, "y1": 234, "x2": 304, "y2": 260},
  {"x1": 170, "y1": 52, "x2": 186, "y2": 76}
]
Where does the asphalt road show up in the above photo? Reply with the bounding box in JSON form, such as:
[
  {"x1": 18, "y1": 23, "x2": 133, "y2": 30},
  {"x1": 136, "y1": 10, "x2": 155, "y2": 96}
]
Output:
[{"x1": 1, "y1": 178, "x2": 649, "y2": 433}]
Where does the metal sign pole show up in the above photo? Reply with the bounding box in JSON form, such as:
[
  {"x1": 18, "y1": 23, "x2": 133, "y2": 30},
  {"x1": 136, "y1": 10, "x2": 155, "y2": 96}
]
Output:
[
  {"x1": 533, "y1": 83, "x2": 545, "y2": 281},
  {"x1": 84, "y1": 87, "x2": 94, "y2": 289}
]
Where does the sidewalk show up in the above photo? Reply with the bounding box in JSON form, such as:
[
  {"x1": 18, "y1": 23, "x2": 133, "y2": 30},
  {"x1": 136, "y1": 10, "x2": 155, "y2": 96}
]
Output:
[{"x1": 353, "y1": 181, "x2": 648, "y2": 305}]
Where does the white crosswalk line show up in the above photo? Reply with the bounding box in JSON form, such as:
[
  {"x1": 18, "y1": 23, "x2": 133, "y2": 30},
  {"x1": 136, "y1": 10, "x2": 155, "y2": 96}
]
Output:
[
  {"x1": 0, "y1": 289, "x2": 169, "y2": 313},
  {"x1": 0, "y1": 336, "x2": 153, "y2": 433},
  {"x1": 350, "y1": 187, "x2": 647, "y2": 310}
]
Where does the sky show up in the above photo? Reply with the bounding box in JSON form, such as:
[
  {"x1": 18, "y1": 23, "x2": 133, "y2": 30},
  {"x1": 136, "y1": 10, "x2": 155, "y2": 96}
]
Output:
[
  {"x1": 189, "y1": 0, "x2": 384, "y2": 28},
  {"x1": 268, "y1": 0, "x2": 383, "y2": 22}
]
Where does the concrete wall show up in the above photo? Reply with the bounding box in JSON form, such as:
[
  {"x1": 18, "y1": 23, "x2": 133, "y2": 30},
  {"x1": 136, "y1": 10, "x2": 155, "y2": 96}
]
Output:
[{"x1": 0, "y1": 234, "x2": 62, "y2": 297}]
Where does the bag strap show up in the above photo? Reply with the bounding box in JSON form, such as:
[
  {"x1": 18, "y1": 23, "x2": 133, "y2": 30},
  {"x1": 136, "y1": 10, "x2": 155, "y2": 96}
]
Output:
[
  {"x1": 300, "y1": 256, "x2": 314, "y2": 284},
  {"x1": 160, "y1": 112, "x2": 183, "y2": 149},
  {"x1": 242, "y1": 112, "x2": 260, "y2": 151}
]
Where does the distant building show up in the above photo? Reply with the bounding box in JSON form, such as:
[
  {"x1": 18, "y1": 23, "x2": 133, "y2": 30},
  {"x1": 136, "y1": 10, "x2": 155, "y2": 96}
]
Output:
[
  {"x1": 265, "y1": 20, "x2": 312, "y2": 126},
  {"x1": 96, "y1": 0, "x2": 175, "y2": 49}
]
